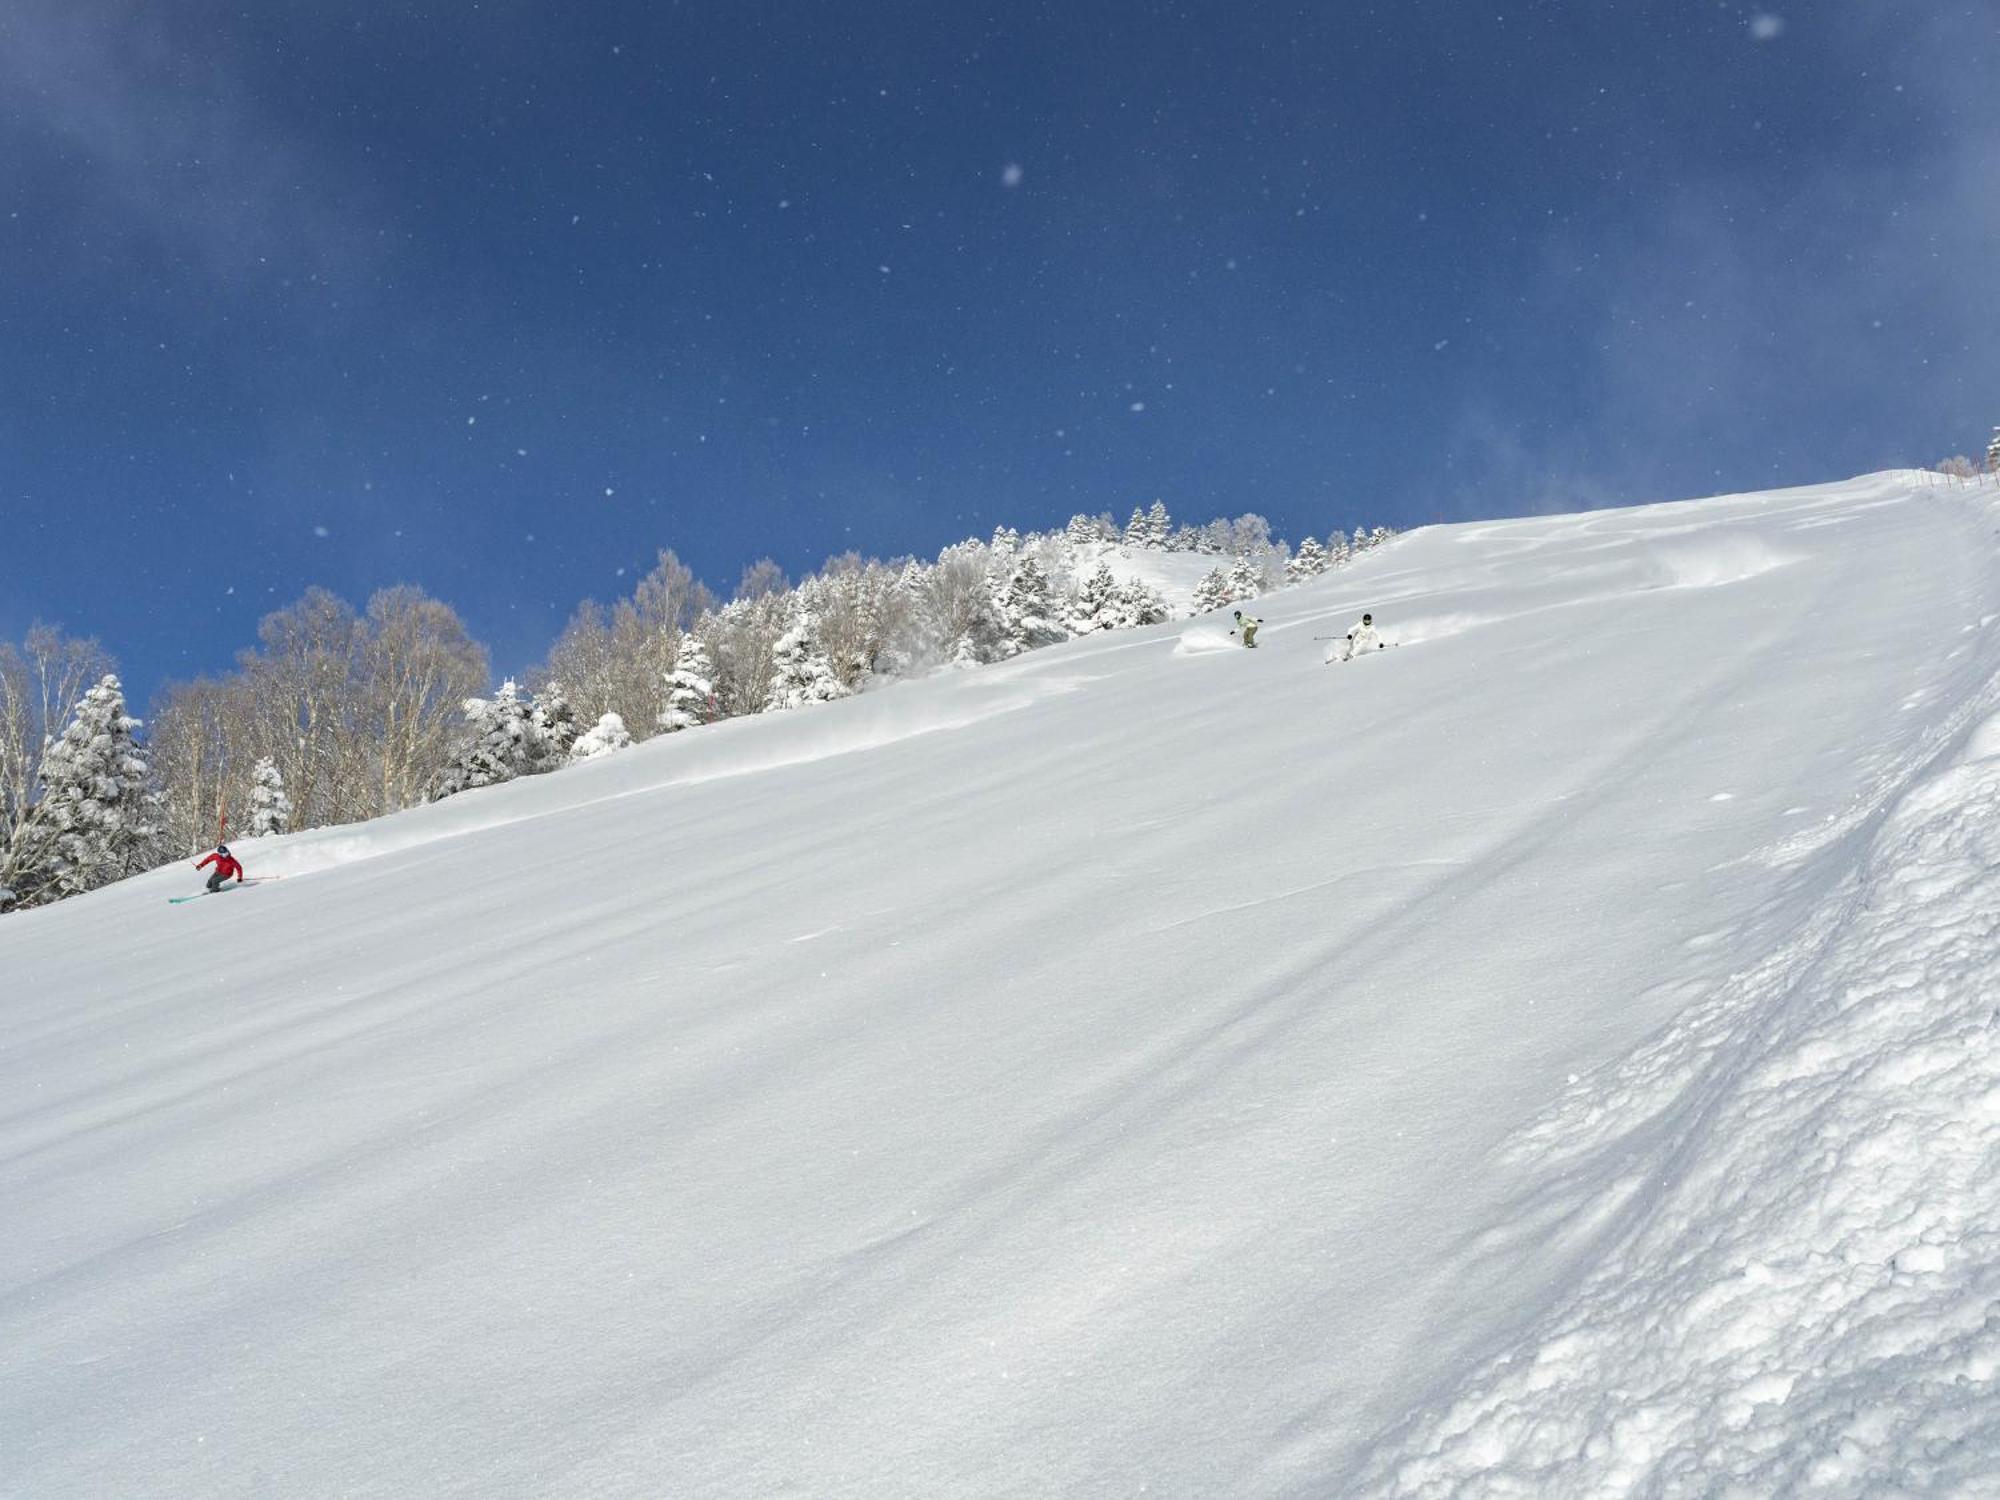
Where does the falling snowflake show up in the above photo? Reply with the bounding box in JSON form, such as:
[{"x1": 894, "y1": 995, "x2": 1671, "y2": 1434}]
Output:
[{"x1": 1001, "y1": 163, "x2": 1024, "y2": 188}]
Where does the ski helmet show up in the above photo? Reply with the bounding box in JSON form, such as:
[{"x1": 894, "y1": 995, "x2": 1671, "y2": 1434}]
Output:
[
  {"x1": 1361, "y1": 613, "x2": 1372, "y2": 624},
  {"x1": 216, "y1": 843, "x2": 229, "y2": 856}
]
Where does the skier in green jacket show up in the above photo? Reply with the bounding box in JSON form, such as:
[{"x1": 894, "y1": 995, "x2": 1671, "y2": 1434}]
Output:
[{"x1": 1232, "y1": 609, "x2": 1262, "y2": 648}]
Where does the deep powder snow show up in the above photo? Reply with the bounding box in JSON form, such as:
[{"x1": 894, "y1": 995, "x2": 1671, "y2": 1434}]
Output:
[{"x1": 1, "y1": 472, "x2": 1995, "y2": 1497}]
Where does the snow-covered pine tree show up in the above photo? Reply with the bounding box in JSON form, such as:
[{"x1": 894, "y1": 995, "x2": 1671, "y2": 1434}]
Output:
[
  {"x1": 660, "y1": 632, "x2": 719, "y2": 732},
  {"x1": 1115, "y1": 578, "x2": 1171, "y2": 626},
  {"x1": 1286, "y1": 536, "x2": 1330, "y2": 582},
  {"x1": 766, "y1": 612, "x2": 848, "y2": 711},
  {"x1": 529, "y1": 681, "x2": 579, "y2": 770},
  {"x1": 426, "y1": 680, "x2": 536, "y2": 801},
  {"x1": 1122, "y1": 506, "x2": 1150, "y2": 547},
  {"x1": 1069, "y1": 560, "x2": 1123, "y2": 633},
  {"x1": 1144, "y1": 500, "x2": 1172, "y2": 548},
  {"x1": 1000, "y1": 558, "x2": 1069, "y2": 654},
  {"x1": 22, "y1": 675, "x2": 152, "y2": 901},
  {"x1": 1192, "y1": 568, "x2": 1232, "y2": 613},
  {"x1": 1325, "y1": 528, "x2": 1350, "y2": 564},
  {"x1": 1987, "y1": 428, "x2": 2000, "y2": 473},
  {"x1": 1166, "y1": 524, "x2": 1202, "y2": 553},
  {"x1": 570, "y1": 712, "x2": 632, "y2": 760},
  {"x1": 1370, "y1": 525, "x2": 1395, "y2": 548},
  {"x1": 1224, "y1": 553, "x2": 1264, "y2": 602},
  {"x1": 248, "y1": 756, "x2": 291, "y2": 837},
  {"x1": 991, "y1": 525, "x2": 1021, "y2": 554},
  {"x1": 1064, "y1": 513, "x2": 1100, "y2": 547}
]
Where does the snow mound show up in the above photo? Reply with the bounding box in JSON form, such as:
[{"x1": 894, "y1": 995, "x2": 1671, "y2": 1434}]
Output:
[{"x1": 1348, "y1": 697, "x2": 2000, "y2": 1497}]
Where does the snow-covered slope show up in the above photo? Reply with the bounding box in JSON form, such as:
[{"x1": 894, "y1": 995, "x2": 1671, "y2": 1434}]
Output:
[
  {"x1": 3, "y1": 473, "x2": 1996, "y2": 1497},
  {"x1": 1077, "y1": 537, "x2": 1236, "y2": 612}
]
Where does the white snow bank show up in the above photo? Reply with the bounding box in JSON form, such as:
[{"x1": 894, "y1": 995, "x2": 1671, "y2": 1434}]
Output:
[{"x1": 1347, "y1": 695, "x2": 2000, "y2": 1495}]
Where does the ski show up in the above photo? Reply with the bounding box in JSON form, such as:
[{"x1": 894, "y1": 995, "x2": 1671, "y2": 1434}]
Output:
[{"x1": 168, "y1": 876, "x2": 277, "y2": 905}]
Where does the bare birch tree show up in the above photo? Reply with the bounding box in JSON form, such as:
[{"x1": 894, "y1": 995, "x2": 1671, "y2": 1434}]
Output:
[{"x1": 357, "y1": 586, "x2": 489, "y2": 814}]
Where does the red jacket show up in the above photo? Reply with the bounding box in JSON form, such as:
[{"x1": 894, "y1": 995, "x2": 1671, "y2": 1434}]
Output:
[{"x1": 197, "y1": 850, "x2": 245, "y2": 882}]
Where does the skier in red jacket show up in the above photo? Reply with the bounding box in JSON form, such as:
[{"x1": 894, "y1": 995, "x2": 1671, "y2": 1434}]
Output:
[{"x1": 194, "y1": 843, "x2": 246, "y2": 893}]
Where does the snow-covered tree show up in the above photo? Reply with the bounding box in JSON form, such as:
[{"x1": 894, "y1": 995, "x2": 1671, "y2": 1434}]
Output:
[
  {"x1": 702, "y1": 596, "x2": 788, "y2": 716},
  {"x1": 1224, "y1": 553, "x2": 1265, "y2": 601},
  {"x1": 570, "y1": 712, "x2": 632, "y2": 760},
  {"x1": 248, "y1": 756, "x2": 291, "y2": 837},
  {"x1": 869, "y1": 561, "x2": 931, "y2": 676},
  {"x1": 920, "y1": 541, "x2": 1007, "y2": 668},
  {"x1": 1069, "y1": 561, "x2": 1123, "y2": 634},
  {"x1": 1987, "y1": 428, "x2": 2000, "y2": 474},
  {"x1": 1192, "y1": 568, "x2": 1233, "y2": 613},
  {"x1": 1144, "y1": 500, "x2": 1172, "y2": 548},
  {"x1": 1065, "y1": 513, "x2": 1100, "y2": 547},
  {"x1": 427, "y1": 680, "x2": 537, "y2": 801},
  {"x1": 528, "y1": 681, "x2": 579, "y2": 770},
  {"x1": 1286, "y1": 536, "x2": 1331, "y2": 582},
  {"x1": 1116, "y1": 578, "x2": 1171, "y2": 626},
  {"x1": 947, "y1": 633, "x2": 983, "y2": 670},
  {"x1": 766, "y1": 612, "x2": 849, "y2": 711},
  {"x1": 1122, "y1": 506, "x2": 1151, "y2": 548},
  {"x1": 991, "y1": 525, "x2": 1021, "y2": 554},
  {"x1": 17, "y1": 675, "x2": 152, "y2": 902},
  {"x1": 999, "y1": 558, "x2": 1069, "y2": 654},
  {"x1": 660, "y1": 632, "x2": 719, "y2": 732},
  {"x1": 1227, "y1": 514, "x2": 1274, "y2": 555}
]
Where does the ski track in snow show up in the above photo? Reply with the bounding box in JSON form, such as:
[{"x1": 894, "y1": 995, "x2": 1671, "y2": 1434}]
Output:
[
  {"x1": 1338, "y1": 696, "x2": 2000, "y2": 1498},
  {"x1": 2, "y1": 472, "x2": 1997, "y2": 1498}
]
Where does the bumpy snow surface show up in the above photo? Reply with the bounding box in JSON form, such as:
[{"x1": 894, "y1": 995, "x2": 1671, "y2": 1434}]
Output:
[{"x1": 3, "y1": 474, "x2": 1997, "y2": 1497}]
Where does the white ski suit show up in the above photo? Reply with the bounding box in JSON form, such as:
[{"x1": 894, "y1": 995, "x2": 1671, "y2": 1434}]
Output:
[{"x1": 1341, "y1": 618, "x2": 1382, "y2": 660}]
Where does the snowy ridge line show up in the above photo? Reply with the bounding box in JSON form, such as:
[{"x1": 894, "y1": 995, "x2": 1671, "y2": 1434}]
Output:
[{"x1": 1342, "y1": 655, "x2": 2000, "y2": 1496}]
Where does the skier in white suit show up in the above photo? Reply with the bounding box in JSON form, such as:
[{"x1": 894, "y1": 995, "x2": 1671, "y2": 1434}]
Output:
[{"x1": 1336, "y1": 612, "x2": 1382, "y2": 662}]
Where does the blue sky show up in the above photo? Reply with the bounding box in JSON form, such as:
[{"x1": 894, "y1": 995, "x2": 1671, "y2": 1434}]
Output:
[{"x1": 2, "y1": 1, "x2": 1995, "y2": 707}]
